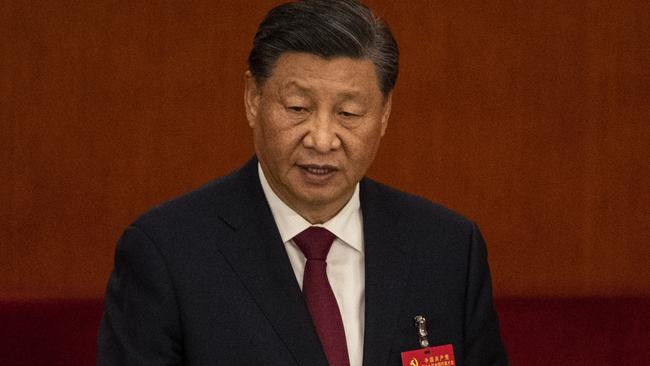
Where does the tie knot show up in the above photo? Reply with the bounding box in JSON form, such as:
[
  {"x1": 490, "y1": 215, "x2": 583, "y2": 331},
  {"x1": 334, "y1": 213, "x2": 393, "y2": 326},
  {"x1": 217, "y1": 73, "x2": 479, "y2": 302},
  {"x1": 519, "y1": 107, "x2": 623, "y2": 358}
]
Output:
[{"x1": 293, "y1": 226, "x2": 335, "y2": 260}]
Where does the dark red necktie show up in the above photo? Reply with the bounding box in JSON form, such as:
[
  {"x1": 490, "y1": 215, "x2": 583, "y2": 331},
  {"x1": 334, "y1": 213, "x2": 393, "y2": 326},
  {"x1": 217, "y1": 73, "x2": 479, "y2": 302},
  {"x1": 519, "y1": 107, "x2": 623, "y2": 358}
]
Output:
[{"x1": 293, "y1": 227, "x2": 350, "y2": 366}]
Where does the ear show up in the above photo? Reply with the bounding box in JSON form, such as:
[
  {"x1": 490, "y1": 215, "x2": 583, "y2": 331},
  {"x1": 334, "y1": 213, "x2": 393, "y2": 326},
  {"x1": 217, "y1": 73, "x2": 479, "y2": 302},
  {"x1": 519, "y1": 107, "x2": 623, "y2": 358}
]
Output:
[
  {"x1": 244, "y1": 71, "x2": 261, "y2": 128},
  {"x1": 380, "y1": 92, "x2": 392, "y2": 137}
]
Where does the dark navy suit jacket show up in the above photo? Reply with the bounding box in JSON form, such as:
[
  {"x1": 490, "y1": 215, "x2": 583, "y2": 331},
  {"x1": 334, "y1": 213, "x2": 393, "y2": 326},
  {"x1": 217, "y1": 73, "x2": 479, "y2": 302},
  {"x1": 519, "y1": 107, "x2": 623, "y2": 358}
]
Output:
[{"x1": 98, "y1": 157, "x2": 508, "y2": 365}]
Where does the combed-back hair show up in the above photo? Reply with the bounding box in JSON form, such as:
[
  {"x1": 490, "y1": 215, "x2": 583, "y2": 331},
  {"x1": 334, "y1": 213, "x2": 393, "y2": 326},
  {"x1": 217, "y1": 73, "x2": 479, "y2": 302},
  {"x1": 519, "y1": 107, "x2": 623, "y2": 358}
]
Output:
[{"x1": 248, "y1": 0, "x2": 399, "y2": 96}]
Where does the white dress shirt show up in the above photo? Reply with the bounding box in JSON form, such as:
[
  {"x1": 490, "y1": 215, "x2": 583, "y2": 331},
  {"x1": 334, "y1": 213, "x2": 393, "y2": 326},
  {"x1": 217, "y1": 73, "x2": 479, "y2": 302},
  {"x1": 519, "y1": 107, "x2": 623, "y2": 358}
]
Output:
[{"x1": 258, "y1": 164, "x2": 365, "y2": 366}]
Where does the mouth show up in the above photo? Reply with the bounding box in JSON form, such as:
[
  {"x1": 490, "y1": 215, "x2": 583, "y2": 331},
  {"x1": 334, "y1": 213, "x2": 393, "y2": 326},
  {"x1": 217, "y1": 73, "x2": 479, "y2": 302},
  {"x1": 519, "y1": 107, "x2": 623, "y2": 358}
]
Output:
[
  {"x1": 297, "y1": 164, "x2": 338, "y2": 183},
  {"x1": 299, "y1": 164, "x2": 338, "y2": 175}
]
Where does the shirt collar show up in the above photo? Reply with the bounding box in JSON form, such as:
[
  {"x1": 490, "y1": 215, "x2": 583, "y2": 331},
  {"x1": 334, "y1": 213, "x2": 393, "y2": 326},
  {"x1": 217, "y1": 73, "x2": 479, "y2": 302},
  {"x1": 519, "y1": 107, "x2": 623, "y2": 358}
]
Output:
[{"x1": 258, "y1": 163, "x2": 363, "y2": 253}]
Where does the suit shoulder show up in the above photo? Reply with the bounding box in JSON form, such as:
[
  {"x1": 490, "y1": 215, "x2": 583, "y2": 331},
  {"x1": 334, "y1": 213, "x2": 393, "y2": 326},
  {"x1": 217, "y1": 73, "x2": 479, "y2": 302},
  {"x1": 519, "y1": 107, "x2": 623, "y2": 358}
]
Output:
[
  {"x1": 129, "y1": 167, "x2": 244, "y2": 239},
  {"x1": 361, "y1": 178, "x2": 474, "y2": 230}
]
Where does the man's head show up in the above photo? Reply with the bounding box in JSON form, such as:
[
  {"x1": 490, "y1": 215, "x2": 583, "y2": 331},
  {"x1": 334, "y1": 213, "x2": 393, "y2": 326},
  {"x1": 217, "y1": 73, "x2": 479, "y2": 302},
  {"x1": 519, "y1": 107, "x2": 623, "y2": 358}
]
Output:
[{"x1": 244, "y1": 0, "x2": 398, "y2": 224}]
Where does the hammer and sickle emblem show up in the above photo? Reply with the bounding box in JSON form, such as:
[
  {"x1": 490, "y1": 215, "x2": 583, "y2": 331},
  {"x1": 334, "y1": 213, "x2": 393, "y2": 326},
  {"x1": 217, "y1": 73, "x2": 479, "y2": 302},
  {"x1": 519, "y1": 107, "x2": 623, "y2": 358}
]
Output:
[{"x1": 410, "y1": 358, "x2": 419, "y2": 366}]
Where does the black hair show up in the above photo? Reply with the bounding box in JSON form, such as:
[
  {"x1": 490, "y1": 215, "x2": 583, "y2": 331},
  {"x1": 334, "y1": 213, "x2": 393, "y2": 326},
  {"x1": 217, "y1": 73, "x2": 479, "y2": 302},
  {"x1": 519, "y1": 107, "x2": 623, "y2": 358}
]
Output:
[{"x1": 248, "y1": 0, "x2": 399, "y2": 96}]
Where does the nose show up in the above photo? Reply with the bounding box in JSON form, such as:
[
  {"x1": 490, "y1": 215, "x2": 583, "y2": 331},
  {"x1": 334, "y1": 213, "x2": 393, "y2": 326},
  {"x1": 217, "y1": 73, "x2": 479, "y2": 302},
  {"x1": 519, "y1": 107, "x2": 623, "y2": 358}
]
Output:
[{"x1": 302, "y1": 112, "x2": 341, "y2": 153}]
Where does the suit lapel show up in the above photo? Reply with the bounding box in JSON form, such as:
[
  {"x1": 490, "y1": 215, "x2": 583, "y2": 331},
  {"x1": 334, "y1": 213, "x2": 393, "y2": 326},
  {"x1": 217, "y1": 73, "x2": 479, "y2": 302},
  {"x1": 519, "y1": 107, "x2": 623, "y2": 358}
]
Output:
[
  {"x1": 361, "y1": 179, "x2": 415, "y2": 366},
  {"x1": 214, "y1": 159, "x2": 328, "y2": 366}
]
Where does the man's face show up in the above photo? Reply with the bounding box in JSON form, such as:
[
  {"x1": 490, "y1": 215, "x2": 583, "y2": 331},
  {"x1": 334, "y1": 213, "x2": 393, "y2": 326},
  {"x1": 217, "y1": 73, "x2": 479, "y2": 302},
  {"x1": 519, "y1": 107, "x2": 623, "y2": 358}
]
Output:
[{"x1": 245, "y1": 53, "x2": 392, "y2": 223}]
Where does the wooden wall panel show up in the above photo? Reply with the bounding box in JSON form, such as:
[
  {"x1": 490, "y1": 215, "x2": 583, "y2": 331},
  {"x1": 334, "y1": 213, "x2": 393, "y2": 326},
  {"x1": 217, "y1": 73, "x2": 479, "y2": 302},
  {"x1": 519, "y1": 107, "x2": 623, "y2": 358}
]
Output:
[{"x1": 2, "y1": 1, "x2": 648, "y2": 299}]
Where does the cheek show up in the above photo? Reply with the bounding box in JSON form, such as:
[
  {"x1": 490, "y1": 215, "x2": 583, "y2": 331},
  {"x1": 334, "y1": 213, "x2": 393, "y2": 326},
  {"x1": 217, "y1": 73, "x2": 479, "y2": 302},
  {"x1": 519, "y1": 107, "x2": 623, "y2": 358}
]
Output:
[
  {"x1": 257, "y1": 113, "x2": 303, "y2": 161},
  {"x1": 348, "y1": 124, "x2": 384, "y2": 158}
]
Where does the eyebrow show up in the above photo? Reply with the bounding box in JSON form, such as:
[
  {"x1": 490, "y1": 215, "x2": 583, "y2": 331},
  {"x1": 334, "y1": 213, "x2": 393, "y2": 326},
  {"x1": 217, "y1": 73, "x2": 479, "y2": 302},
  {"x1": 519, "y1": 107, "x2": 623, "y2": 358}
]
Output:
[
  {"x1": 278, "y1": 80, "x2": 365, "y2": 101},
  {"x1": 278, "y1": 81, "x2": 310, "y2": 96}
]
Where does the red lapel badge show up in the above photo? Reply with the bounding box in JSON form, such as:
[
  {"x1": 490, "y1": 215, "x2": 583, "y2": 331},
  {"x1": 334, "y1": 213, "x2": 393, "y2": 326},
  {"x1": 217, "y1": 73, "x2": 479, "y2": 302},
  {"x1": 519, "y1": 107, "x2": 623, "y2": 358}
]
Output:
[{"x1": 401, "y1": 344, "x2": 455, "y2": 366}]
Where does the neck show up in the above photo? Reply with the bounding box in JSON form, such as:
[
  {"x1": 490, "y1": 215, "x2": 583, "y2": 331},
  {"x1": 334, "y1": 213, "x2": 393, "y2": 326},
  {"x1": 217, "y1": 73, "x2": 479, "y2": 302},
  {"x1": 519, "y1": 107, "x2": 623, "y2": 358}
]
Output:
[{"x1": 296, "y1": 201, "x2": 347, "y2": 225}]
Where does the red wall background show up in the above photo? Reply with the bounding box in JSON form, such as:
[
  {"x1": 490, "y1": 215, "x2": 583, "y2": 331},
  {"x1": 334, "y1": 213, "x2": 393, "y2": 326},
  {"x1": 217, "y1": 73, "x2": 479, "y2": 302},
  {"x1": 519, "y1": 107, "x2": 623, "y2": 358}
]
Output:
[{"x1": 2, "y1": 1, "x2": 649, "y2": 300}]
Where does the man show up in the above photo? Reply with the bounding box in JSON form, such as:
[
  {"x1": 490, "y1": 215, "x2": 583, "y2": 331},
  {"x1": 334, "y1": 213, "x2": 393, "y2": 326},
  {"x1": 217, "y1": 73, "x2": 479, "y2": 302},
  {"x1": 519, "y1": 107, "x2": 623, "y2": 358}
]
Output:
[{"x1": 98, "y1": 0, "x2": 508, "y2": 365}]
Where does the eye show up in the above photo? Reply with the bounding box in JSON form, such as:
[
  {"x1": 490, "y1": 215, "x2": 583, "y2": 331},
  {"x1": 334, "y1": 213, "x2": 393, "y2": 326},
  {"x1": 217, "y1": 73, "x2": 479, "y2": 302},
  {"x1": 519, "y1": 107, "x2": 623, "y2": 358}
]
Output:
[
  {"x1": 339, "y1": 111, "x2": 359, "y2": 118},
  {"x1": 287, "y1": 106, "x2": 308, "y2": 113}
]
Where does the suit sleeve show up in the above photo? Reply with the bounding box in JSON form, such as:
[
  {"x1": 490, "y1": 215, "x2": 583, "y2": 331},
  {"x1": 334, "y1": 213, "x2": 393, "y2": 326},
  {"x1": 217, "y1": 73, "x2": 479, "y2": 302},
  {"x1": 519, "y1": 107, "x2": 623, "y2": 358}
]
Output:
[
  {"x1": 462, "y1": 223, "x2": 509, "y2": 365},
  {"x1": 97, "y1": 225, "x2": 183, "y2": 366}
]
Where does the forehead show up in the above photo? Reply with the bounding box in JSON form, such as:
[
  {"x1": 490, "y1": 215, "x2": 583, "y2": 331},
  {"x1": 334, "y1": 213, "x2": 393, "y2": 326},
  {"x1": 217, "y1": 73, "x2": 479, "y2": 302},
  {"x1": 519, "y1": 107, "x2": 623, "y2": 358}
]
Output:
[{"x1": 264, "y1": 53, "x2": 382, "y2": 98}]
